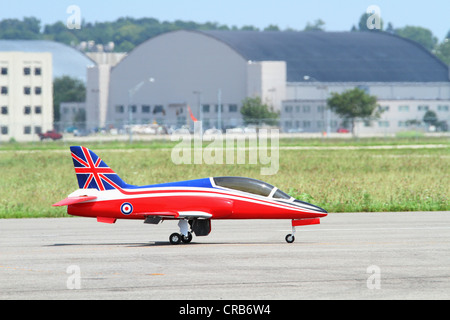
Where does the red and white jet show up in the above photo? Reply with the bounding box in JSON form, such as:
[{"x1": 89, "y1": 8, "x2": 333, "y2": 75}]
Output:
[{"x1": 54, "y1": 146, "x2": 327, "y2": 244}]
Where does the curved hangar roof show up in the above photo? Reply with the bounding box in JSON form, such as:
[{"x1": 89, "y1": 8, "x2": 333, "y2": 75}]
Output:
[
  {"x1": 200, "y1": 31, "x2": 449, "y2": 83},
  {"x1": 0, "y1": 40, "x2": 95, "y2": 81}
]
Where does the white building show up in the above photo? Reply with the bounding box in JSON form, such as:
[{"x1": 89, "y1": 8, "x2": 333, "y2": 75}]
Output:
[
  {"x1": 0, "y1": 52, "x2": 53, "y2": 142},
  {"x1": 0, "y1": 40, "x2": 96, "y2": 141},
  {"x1": 94, "y1": 30, "x2": 450, "y2": 133}
]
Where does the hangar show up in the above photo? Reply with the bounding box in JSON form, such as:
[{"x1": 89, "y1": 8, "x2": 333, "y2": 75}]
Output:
[{"x1": 103, "y1": 30, "x2": 450, "y2": 134}]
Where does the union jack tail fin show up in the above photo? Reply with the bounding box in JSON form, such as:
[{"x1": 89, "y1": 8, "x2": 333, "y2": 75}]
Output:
[{"x1": 70, "y1": 146, "x2": 129, "y2": 191}]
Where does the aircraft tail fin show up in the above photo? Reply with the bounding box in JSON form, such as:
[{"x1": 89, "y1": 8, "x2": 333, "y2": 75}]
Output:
[{"x1": 70, "y1": 146, "x2": 129, "y2": 191}]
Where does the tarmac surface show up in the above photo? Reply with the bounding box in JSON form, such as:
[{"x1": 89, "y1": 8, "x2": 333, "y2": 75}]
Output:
[{"x1": 1, "y1": 212, "x2": 450, "y2": 300}]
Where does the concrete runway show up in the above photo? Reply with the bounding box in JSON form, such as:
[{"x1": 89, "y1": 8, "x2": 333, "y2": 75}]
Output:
[{"x1": 1, "y1": 212, "x2": 450, "y2": 300}]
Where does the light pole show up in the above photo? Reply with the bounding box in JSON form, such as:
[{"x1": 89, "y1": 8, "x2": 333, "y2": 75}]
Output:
[
  {"x1": 128, "y1": 77, "x2": 155, "y2": 143},
  {"x1": 193, "y1": 90, "x2": 203, "y2": 123}
]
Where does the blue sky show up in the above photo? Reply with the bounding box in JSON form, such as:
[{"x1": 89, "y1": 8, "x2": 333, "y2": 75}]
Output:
[{"x1": 3, "y1": 0, "x2": 450, "y2": 40}]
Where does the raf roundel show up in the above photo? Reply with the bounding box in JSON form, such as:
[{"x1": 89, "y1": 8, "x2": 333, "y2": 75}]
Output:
[{"x1": 120, "y1": 202, "x2": 133, "y2": 215}]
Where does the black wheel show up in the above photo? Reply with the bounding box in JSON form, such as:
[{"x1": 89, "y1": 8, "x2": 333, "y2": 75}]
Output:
[
  {"x1": 169, "y1": 233, "x2": 182, "y2": 245},
  {"x1": 181, "y1": 232, "x2": 193, "y2": 244},
  {"x1": 285, "y1": 234, "x2": 295, "y2": 244}
]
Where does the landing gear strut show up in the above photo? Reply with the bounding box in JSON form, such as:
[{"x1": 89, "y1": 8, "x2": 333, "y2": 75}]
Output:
[
  {"x1": 169, "y1": 220, "x2": 193, "y2": 245},
  {"x1": 285, "y1": 225, "x2": 296, "y2": 244}
]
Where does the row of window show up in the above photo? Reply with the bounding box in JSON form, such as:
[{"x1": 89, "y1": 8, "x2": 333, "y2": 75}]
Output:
[
  {"x1": 114, "y1": 104, "x2": 240, "y2": 115},
  {"x1": 0, "y1": 126, "x2": 43, "y2": 135},
  {"x1": 1, "y1": 106, "x2": 43, "y2": 115},
  {"x1": 0, "y1": 67, "x2": 42, "y2": 76},
  {"x1": 284, "y1": 105, "x2": 322, "y2": 113},
  {"x1": 283, "y1": 120, "x2": 437, "y2": 129},
  {"x1": 396, "y1": 105, "x2": 449, "y2": 112},
  {"x1": 284, "y1": 120, "x2": 339, "y2": 129},
  {"x1": 284, "y1": 104, "x2": 450, "y2": 113},
  {"x1": 1, "y1": 86, "x2": 43, "y2": 95}
]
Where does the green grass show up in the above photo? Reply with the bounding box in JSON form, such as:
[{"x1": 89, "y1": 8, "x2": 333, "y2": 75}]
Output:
[{"x1": 0, "y1": 138, "x2": 448, "y2": 218}]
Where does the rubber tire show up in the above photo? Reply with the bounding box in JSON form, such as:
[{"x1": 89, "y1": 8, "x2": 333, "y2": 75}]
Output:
[
  {"x1": 285, "y1": 234, "x2": 295, "y2": 244},
  {"x1": 181, "y1": 232, "x2": 193, "y2": 244},
  {"x1": 169, "y1": 233, "x2": 182, "y2": 245}
]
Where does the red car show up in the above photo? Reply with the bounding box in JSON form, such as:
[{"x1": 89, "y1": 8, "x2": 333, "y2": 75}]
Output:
[
  {"x1": 337, "y1": 128, "x2": 350, "y2": 133},
  {"x1": 38, "y1": 130, "x2": 63, "y2": 141}
]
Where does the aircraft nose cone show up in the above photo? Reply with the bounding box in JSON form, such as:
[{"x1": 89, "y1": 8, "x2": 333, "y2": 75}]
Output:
[{"x1": 294, "y1": 200, "x2": 328, "y2": 215}]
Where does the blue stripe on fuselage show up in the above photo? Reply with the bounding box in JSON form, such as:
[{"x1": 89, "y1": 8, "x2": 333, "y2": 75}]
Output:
[{"x1": 124, "y1": 178, "x2": 213, "y2": 190}]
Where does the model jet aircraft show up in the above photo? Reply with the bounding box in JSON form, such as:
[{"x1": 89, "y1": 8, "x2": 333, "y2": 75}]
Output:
[{"x1": 53, "y1": 146, "x2": 327, "y2": 244}]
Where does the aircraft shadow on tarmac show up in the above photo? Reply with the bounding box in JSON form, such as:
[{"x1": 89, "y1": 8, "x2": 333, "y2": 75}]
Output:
[{"x1": 48, "y1": 241, "x2": 300, "y2": 247}]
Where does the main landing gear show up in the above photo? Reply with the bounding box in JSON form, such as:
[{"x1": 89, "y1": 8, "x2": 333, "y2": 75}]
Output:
[
  {"x1": 169, "y1": 220, "x2": 193, "y2": 245},
  {"x1": 169, "y1": 232, "x2": 193, "y2": 245}
]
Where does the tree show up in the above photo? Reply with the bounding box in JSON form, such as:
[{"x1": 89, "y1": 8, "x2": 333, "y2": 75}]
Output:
[
  {"x1": 327, "y1": 88, "x2": 379, "y2": 136},
  {"x1": 395, "y1": 26, "x2": 438, "y2": 51},
  {"x1": 423, "y1": 110, "x2": 438, "y2": 127},
  {"x1": 304, "y1": 19, "x2": 325, "y2": 32},
  {"x1": 357, "y1": 12, "x2": 384, "y2": 31},
  {"x1": 53, "y1": 76, "x2": 86, "y2": 122},
  {"x1": 435, "y1": 39, "x2": 450, "y2": 65},
  {"x1": 240, "y1": 97, "x2": 279, "y2": 126}
]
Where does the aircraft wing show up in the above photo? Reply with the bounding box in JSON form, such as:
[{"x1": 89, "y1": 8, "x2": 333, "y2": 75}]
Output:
[
  {"x1": 141, "y1": 211, "x2": 212, "y2": 224},
  {"x1": 52, "y1": 196, "x2": 97, "y2": 207}
]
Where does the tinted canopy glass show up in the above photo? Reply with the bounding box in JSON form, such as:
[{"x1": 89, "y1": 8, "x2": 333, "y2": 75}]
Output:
[{"x1": 213, "y1": 177, "x2": 275, "y2": 197}]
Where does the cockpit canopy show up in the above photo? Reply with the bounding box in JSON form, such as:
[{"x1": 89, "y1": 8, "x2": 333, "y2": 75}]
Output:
[{"x1": 213, "y1": 177, "x2": 291, "y2": 200}]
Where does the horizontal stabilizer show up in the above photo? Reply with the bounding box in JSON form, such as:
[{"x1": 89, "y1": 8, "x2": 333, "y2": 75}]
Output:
[{"x1": 52, "y1": 196, "x2": 97, "y2": 207}]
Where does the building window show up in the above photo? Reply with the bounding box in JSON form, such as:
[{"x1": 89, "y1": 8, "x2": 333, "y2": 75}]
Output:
[
  {"x1": 398, "y1": 105, "x2": 409, "y2": 112},
  {"x1": 1, "y1": 126, "x2": 8, "y2": 135},
  {"x1": 438, "y1": 105, "x2": 449, "y2": 111},
  {"x1": 1, "y1": 67, "x2": 7, "y2": 75},
  {"x1": 153, "y1": 105, "x2": 165, "y2": 115},
  {"x1": 418, "y1": 105, "x2": 429, "y2": 111},
  {"x1": 24, "y1": 67, "x2": 31, "y2": 75},
  {"x1": 129, "y1": 105, "x2": 137, "y2": 113},
  {"x1": 142, "y1": 105, "x2": 151, "y2": 113},
  {"x1": 215, "y1": 105, "x2": 223, "y2": 113},
  {"x1": 296, "y1": 106, "x2": 301, "y2": 113},
  {"x1": 378, "y1": 121, "x2": 390, "y2": 128},
  {"x1": 229, "y1": 104, "x2": 238, "y2": 113},
  {"x1": 24, "y1": 87, "x2": 31, "y2": 95},
  {"x1": 378, "y1": 105, "x2": 389, "y2": 112},
  {"x1": 317, "y1": 105, "x2": 325, "y2": 112},
  {"x1": 1, "y1": 86, "x2": 7, "y2": 95},
  {"x1": 303, "y1": 121, "x2": 311, "y2": 128},
  {"x1": 1, "y1": 106, "x2": 7, "y2": 115},
  {"x1": 115, "y1": 105, "x2": 124, "y2": 113},
  {"x1": 24, "y1": 126, "x2": 32, "y2": 134},
  {"x1": 35, "y1": 87, "x2": 42, "y2": 95},
  {"x1": 24, "y1": 106, "x2": 32, "y2": 115},
  {"x1": 303, "y1": 105, "x2": 311, "y2": 113},
  {"x1": 35, "y1": 106, "x2": 42, "y2": 114},
  {"x1": 284, "y1": 105, "x2": 293, "y2": 113},
  {"x1": 202, "y1": 104, "x2": 210, "y2": 113},
  {"x1": 34, "y1": 67, "x2": 41, "y2": 76},
  {"x1": 35, "y1": 126, "x2": 42, "y2": 134}
]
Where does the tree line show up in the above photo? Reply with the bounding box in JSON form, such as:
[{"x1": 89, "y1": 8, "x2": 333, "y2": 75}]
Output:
[{"x1": 1, "y1": 14, "x2": 450, "y2": 63}]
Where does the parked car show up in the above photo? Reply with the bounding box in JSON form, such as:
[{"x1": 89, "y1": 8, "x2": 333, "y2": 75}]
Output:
[
  {"x1": 38, "y1": 130, "x2": 63, "y2": 141},
  {"x1": 337, "y1": 128, "x2": 350, "y2": 133}
]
